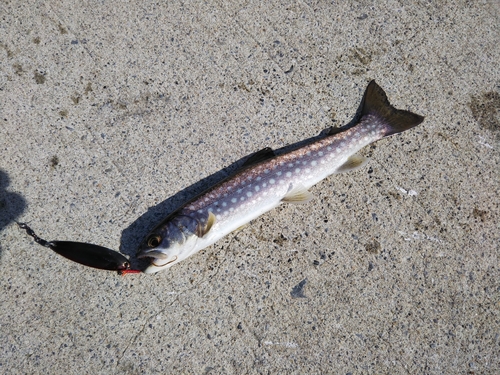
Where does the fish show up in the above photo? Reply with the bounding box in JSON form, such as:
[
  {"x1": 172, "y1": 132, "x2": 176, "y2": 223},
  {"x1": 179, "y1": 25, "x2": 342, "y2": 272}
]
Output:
[{"x1": 137, "y1": 80, "x2": 424, "y2": 274}]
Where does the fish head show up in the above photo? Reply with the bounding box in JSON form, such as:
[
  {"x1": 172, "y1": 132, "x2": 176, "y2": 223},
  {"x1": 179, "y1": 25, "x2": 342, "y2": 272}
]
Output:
[{"x1": 136, "y1": 214, "x2": 206, "y2": 274}]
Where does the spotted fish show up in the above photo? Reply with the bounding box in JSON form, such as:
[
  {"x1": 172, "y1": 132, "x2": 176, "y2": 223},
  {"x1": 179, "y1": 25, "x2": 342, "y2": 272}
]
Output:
[{"x1": 137, "y1": 81, "x2": 424, "y2": 274}]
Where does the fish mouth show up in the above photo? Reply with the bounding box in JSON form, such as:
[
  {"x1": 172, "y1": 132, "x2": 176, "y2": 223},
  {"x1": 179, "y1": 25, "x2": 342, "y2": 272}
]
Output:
[
  {"x1": 151, "y1": 255, "x2": 178, "y2": 268},
  {"x1": 136, "y1": 249, "x2": 169, "y2": 260},
  {"x1": 137, "y1": 249, "x2": 179, "y2": 268}
]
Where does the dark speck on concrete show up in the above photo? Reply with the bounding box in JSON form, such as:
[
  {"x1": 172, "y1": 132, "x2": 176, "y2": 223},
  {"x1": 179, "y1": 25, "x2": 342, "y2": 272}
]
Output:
[
  {"x1": 50, "y1": 155, "x2": 59, "y2": 168},
  {"x1": 34, "y1": 71, "x2": 46, "y2": 84},
  {"x1": 291, "y1": 278, "x2": 307, "y2": 298},
  {"x1": 365, "y1": 239, "x2": 381, "y2": 254},
  {"x1": 469, "y1": 91, "x2": 500, "y2": 138}
]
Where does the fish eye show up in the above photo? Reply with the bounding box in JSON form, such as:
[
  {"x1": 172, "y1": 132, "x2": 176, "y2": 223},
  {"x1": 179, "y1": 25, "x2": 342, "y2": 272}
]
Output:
[{"x1": 147, "y1": 235, "x2": 161, "y2": 248}]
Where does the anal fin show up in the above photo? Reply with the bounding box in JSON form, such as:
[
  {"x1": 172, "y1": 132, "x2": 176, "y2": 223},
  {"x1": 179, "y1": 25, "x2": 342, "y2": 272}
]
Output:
[
  {"x1": 282, "y1": 184, "x2": 314, "y2": 204},
  {"x1": 335, "y1": 155, "x2": 368, "y2": 173}
]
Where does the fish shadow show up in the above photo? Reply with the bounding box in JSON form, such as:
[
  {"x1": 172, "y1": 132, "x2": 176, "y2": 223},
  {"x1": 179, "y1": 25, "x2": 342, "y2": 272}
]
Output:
[
  {"x1": 0, "y1": 170, "x2": 27, "y2": 259},
  {"x1": 119, "y1": 119, "x2": 359, "y2": 270}
]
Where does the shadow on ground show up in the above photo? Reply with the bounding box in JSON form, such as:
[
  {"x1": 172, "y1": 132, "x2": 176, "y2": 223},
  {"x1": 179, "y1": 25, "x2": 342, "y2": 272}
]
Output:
[{"x1": 0, "y1": 170, "x2": 27, "y2": 259}]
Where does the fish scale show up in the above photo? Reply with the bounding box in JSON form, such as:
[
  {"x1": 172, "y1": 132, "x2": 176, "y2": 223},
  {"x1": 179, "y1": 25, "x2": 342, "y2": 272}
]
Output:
[{"x1": 137, "y1": 81, "x2": 424, "y2": 274}]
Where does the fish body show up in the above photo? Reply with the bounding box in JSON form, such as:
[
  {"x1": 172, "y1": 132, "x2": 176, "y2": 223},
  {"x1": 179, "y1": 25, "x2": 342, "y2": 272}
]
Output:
[{"x1": 137, "y1": 81, "x2": 424, "y2": 274}]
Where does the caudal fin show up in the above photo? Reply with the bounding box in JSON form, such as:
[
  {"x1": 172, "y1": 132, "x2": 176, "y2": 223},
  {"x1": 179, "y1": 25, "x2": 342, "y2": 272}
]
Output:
[{"x1": 360, "y1": 80, "x2": 424, "y2": 137}]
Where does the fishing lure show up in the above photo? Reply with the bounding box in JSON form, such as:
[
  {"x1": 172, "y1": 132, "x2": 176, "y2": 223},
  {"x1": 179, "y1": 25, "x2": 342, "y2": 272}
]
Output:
[{"x1": 17, "y1": 222, "x2": 140, "y2": 274}]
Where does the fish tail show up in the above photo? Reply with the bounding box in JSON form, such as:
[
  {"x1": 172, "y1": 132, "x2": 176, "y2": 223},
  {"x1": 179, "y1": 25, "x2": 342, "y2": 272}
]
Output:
[{"x1": 360, "y1": 80, "x2": 424, "y2": 137}]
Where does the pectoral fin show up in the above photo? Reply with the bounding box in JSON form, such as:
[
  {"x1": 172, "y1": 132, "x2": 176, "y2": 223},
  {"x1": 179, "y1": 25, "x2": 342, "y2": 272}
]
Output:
[
  {"x1": 196, "y1": 212, "x2": 216, "y2": 237},
  {"x1": 335, "y1": 155, "x2": 368, "y2": 173},
  {"x1": 282, "y1": 184, "x2": 314, "y2": 204}
]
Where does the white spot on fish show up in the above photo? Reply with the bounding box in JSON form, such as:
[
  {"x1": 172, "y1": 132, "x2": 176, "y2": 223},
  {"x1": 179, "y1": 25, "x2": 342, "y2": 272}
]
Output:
[
  {"x1": 255, "y1": 186, "x2": 260, "y2": 192},
  {"x1": 264, "y1": 169, "x2": 270, "y2": 174},
  {"x1": 222, "y1": 202, "x2": 227, "y2": 207},
  {"x1": 263, "y1": 183, "x2": 267, "y2": 187},
  {"x1": 217, "y1": 208, "x2": 221, "y2": 212},
  {"x1": 286, "y1": 172, "x2": 292, "y2": 177},
  {"x1": 327, "y1": 146, "x2": 332, "y2": 151},
  {"x1": 295, "y1": 168, "x2": 301, "y2": 173},
  {"x1": 288, "y1": 163, "x2": 293, "y2": 168},
  {"x1": 240, "y1": 197, "x2": 245, "y2": 201},
  {"x1": 270, "y1": 179, "x2": 276, "y2": 184},
  {"x1": 318, "y1": 151, "x2": 323, "y2": 156},
  {"x1": 311, "y1": 161, "x2": 317, "y2": 167},
  {"x1": 231, "y1": 198, "x2": 237, "y2": 203},
  {"x1": 256, "y1": 176, "x2": 262, "y2": 181},
  {"x1": 246, "y1": 191, "x2": 252, "y2": 197},
  {"x1": 277, "y1": 171, "x2": 282, "y2": 176}
]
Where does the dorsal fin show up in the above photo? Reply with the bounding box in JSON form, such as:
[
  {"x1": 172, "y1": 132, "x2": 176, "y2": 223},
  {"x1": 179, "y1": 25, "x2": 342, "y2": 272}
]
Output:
[
  {"x1": 242, "y1": 147, "x2": 275, "y2": 168},
  {"x1": 326, "y1": 126, "x2": 347, "y2": 136}
]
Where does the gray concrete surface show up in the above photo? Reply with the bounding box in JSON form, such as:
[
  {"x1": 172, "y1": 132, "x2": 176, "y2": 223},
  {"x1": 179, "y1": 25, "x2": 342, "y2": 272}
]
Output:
[{"x1": 1, "y1": 1, "x2": 498, "y2": 374}]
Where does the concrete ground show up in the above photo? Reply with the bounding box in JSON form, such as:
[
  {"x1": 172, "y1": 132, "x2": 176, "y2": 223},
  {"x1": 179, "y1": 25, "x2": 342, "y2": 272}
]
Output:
[{"x1": 1, "y1": 1, "x2": 498, "y2": 374}]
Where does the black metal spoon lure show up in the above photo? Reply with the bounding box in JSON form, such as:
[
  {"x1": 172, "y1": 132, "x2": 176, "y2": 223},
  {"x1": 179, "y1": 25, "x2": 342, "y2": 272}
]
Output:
[{"x1": 16, "y1": 222, "x2": 140, "y2": 274}]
